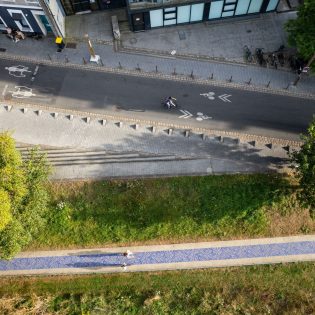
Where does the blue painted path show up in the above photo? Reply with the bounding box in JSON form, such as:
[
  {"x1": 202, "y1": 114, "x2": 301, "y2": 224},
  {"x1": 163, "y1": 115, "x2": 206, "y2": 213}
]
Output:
[{"x1": 0, "y1": 241, "x2": 315, "y2": 271}]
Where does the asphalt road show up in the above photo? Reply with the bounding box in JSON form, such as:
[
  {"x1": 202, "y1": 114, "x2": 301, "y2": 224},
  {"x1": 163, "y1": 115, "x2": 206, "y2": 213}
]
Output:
[{"x1": 1, "y1": 60, "x2": 314, "y2": 140}]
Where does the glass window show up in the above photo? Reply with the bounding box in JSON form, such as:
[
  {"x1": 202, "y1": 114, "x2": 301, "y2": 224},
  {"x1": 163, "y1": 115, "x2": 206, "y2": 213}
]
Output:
[
  {"x1": 225, "y1": 0, "x2": 236, "y2": 2},
  {"x1": 164, "y1": 7, "x2": 176, "y2": 12},
  {"x1": 209, "y1": 0, "x2": 224, "y2": 19},
  {"x1": 0, "y1": 16, "x2": 7, "y2": 30},
  {"x1": 223, "y1": 4, "x2": 235, "y2": 10},
  {"x1": 150, "y1": 9, "x2": 163, "y2": 27},
  {"x1": 165, "y1": 13, "x2": 176, "y2": 19},
  {"x1": 164, "y1": 19, "x2": 176, "y2": 25},
  {"x1": 235, "y1": 0, "x2": 250, "y2": 14},
  {"x1": 247, "y1": 0, "x2": 263, "y2": 13},
  {"x1": 266, "y1": 0, "x2": 278, "y2": 11},
  {"x1": 221, "y1": 10, "x2": 234, "y2": 16},
  {"x1": 177, "y1": 5, "x2": 190, "y2": 23},
  {"x1": 190, "y1": 3, "x2": 204, "y2": 22}
]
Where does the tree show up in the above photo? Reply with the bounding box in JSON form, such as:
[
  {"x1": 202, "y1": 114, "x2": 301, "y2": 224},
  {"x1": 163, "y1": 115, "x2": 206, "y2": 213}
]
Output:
[
  {"x1": 286, "y1": 0, "x2": 315, "y2": 70},
  {"x1": 290, "y1": 117, "x2": 315, "y2": 217},
  {"x1": 0, "y1": 132, "x2": 51, "y2": 259}
]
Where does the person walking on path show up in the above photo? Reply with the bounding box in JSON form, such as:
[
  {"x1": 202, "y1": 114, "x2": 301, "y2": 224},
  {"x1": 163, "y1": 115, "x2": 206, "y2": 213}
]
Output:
[
  {"x1": 121, "y1": 250, "x2": 135, "y2": 270},
  {"x1": 123, "y1": 250, "x2": 135, "y2": 259}
]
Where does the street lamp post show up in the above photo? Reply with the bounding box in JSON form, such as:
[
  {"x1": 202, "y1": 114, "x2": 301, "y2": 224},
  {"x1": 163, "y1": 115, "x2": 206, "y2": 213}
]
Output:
[{"x1": 85, "y1": 34, "x2": 101, "y2": 64}]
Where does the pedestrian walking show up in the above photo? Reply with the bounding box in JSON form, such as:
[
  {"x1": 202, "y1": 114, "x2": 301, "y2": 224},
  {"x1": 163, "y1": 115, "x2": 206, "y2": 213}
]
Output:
[{"x1": 123, "y1": 250, "x2": 135, "y2": 259}]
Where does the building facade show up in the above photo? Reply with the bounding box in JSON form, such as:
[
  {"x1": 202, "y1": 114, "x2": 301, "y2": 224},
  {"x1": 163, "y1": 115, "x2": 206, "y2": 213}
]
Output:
[
  {"x1": 0, "y1": 0, "x2": 65, "y2": 36},
  {"x1": 127, "y1": 0, "x2": 280, "y2": 31}
]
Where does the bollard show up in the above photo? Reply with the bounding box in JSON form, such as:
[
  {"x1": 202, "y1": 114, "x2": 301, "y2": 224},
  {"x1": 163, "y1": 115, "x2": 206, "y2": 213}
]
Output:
[
  {"x1": 247, "y1": 78, "x2": 252, "y2": 85},
  {"x1": 155, "y1": 65, "x2": 158, "y2": 73},
  {"x1": 190, "y1": 70, "x2": 194, "y2": 79},
  {"x1": 136, "y1": 64, "x2": 141, "y2": 71},
  {"x1": 202, "y1": 134, "x2": 207, "y2": 140},
  {"x1": 285, "y1": 83, "x2": 290, "y2": 90},
  {"x1": 119, "y1": 61, "x2": 122, "y2": 69},
  {"x1": 99, "y1": 59, "x2": 104, "y2": 66},
  {"x1": 4, "y1": 105, "x2": 12, "y2": 112},
  {"x1": 228, "y1": 76, "x2": 232, "y2": 82},
  {"x1": 47, "y1": 54, "x2": 52, "y2": 61},
  {"x1": 118, "y1": 121, "x2": 123, "y2": 128},
  {"x1": 283, "y1": 145, "x2": 290, "y2": 152},
  {"x1": 210, "y1": 73, "x2": 213, "y2": 80},
  {"x1": 65, "y1": 57, "x2": 69, "y2": 63},
  {"x1": 173, "y1": 68, "x2": 176, "y2": 75},
  {"x1": 266, "y1": 80, "x2": 271, "y2": 88},
  {"x1": 134, "y1": 123, "x2": 139, "y2": 130},
  {"x1": 82, "y1": 57, "x2": 87, "y2": 65},
  {"x1": 184, "y1": 130, "x2": 190, "y2": 137},
  {"x1": 168, "y1": 128, "x2": 173, "y2": 135},
  {"x1": 151, "y1": 126, "x2": 156, "y2": 133}
]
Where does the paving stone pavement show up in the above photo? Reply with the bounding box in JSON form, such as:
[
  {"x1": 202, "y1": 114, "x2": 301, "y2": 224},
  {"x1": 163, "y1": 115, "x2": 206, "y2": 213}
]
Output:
[
  {"x1": 0, "y1": 103, "x2": 292, "y2": 179},
  {"x1": 0, "y1": 235, "x2": 314, "y2": 276}
]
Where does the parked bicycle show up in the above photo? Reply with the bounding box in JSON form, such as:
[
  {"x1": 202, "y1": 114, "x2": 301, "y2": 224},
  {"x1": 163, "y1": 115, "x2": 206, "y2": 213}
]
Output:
[
  {"x1": 255, "y1": 48, "x2": 266, "y2": 66},
  {"x1": 243, "y1": 45, "x2": 253, "y2": 63}
]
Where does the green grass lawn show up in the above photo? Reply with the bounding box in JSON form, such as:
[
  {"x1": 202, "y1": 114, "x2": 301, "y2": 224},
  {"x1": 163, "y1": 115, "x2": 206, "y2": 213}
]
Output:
[
  {"x1": 0, "y1": 263, "x2": 314, "y2": 314},
  {"x1": 29, "y1": 174, "x2": 314, "y2": 250}
]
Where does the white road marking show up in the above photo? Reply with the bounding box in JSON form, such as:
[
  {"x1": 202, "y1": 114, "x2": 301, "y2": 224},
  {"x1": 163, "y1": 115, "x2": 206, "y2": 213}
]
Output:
[
  {"x1": 9, "y1": 86, "x2": 36, "y2": 99},
  {"x1": 5, "y1": 65, "x2": 32, "y2": 78},
  {"x1": 178, "y1": 110, "x2": 193, "y2": 119},
  {"x1": 200, "y1": 92, "x2": 215, "y2": 100},
  {"x1": 2, "y1": 84, "x2": 8, "y2": 96},
  {"x1": 218, "y1": 94, "x2": 232, "y2": 102}
]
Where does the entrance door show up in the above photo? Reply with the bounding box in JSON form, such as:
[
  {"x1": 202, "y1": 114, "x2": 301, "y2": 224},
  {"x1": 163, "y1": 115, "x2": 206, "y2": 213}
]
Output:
[
  {"x1": 72, "y1": 0, "x2": 91, "y2": 13},
  {"x1": 132, "y1": 13, "x2": 145, "y2": 31},
  {"x1": 98, "y1": 0, "x2": 126, "y2": 10}
]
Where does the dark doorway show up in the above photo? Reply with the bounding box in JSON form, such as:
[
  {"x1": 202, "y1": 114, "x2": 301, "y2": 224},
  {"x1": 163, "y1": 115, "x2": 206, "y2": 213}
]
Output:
[
  {"x1": 72, "y1": 0, "x2": 91, "y2": 12},
  {"x1": 98, "y1": 0, "x2": 126, "y2": 10},
  {"x1": 132, "y1": 13, "x2": 145, "y2": 31}
]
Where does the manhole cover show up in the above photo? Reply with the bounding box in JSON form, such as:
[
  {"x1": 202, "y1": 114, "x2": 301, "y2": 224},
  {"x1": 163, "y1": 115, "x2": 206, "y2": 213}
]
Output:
[
  {"x1": 66, "y1": 42, "x2": 77, "y2": 49},
  {"x1": 0, "y1": 48, "x2": 6, "y2": 52},
  {"x1": 178, "y1": 31, "x2": 186, "y2": 40}
]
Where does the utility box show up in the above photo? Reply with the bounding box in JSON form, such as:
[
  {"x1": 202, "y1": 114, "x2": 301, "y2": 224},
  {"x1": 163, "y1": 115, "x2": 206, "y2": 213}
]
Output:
[{"x1": 111, "y1": 16, "x2": 120, "y2": 40}]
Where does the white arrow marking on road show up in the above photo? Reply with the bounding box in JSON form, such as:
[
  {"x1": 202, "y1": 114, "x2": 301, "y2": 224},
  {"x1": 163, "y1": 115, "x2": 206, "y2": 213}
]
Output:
[
  {"x1": 179, "y1": 110, "x2": 193, "y2": 119},
  {"x1": 218, "y1": 94, "x2": 232, "y2": 102}
]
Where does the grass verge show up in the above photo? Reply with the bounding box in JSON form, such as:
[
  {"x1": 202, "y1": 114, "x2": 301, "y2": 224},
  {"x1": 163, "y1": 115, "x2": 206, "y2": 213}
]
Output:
[
  {"x1": 0, "y1": 263, "x2": 314, "y2": 314},
  {"x1": 29, "y1": 174, "x2": 314, "y2": 250}
]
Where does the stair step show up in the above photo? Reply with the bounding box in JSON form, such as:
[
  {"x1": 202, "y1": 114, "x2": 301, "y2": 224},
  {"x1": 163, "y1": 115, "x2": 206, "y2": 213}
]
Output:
[{"x1": 49, "y1": 155, "x2": 178, "y2": 166}]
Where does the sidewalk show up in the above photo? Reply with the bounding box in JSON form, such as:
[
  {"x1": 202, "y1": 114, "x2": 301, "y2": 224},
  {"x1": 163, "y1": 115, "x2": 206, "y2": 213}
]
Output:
[
  {"x1": 0, "y1": 12, "x2": 314, "y2": 97},
  {"x1": 0, "y1": 235, "x2": 314, "y2": 276},
  {"x1": 0, "y1": 103, "x2": 293, "y2": 179}
]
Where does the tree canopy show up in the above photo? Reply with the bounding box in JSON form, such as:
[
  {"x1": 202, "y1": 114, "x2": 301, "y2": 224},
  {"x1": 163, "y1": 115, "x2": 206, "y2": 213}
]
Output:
[
  {"x1": 0, "y1": 132, "x2": 51, "y2": 259},
  {"x1": 286, "y1": 0, "x2": 315, "y2": 69},
  {"x1": 291, "y1": 117, "x2": 315, "y2": 217}
]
